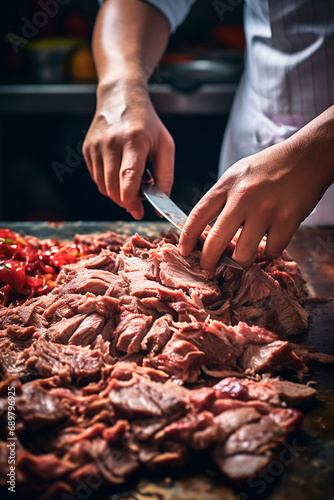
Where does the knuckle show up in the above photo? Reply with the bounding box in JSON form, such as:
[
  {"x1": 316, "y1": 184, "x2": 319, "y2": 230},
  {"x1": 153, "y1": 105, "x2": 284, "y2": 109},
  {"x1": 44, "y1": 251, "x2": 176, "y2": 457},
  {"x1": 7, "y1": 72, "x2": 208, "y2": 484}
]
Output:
[
  {"x1": 275, "y1": 211, "x2": 293, "y2": 228},
  {"x1": 266, "y1": 251, "x2": 282, "y2": 260},
  {"x1": 236, "y1": 181, "x2": 259, "y2": 200},
  {"x1": 89, "y1": 138, "x2": 102, "y2": 151},
  {"x1": 120, "y1": 166, "x2": 138, "y2": 182},
  {"x1": 165, "y1": 133, "x2": 175, "y2": 152},
  {"x1": 125, "y1": 127, "x2": 147, "y2": 144},
  {"x1": 234, "y1": 251, "x2": 256, "y2": 268},
  {"x1": 105, "y1": 134, "x2": 116, "y2": 147},
  {"x1": 265, "y1": 245, "x2": 283, "y2": 259},
  {"x1": 82, "y1": 140, "x2": 93, "y2": 159}
]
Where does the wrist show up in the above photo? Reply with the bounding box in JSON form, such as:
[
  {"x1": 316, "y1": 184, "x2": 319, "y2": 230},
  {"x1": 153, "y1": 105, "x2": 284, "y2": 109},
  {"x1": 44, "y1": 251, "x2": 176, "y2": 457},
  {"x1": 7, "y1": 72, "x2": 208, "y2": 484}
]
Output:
[
  {"x1": 96, "y1": 75, "x2": 149, "y2": 108},
  {"x1": 286, "y1": 108, "x2": 334, "y2": 188}
]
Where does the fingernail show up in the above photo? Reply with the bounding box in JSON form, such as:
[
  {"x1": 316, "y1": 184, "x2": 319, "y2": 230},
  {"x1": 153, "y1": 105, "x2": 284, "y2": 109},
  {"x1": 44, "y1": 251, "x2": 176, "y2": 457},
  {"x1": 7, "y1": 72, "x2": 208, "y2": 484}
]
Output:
[
  {"x1": 131, "y1": 212, "x2": 142, "y2": 220},
  {"x1": 179, "y1": 244, "x2": 188, "y2": 256}
]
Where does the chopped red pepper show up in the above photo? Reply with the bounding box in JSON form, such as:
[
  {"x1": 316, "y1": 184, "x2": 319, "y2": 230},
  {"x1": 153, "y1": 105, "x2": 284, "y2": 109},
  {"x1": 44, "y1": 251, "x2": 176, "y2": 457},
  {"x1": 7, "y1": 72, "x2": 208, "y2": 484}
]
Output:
[{"x1": 0, "y1": 229, "x2": 94, "y2": 306}]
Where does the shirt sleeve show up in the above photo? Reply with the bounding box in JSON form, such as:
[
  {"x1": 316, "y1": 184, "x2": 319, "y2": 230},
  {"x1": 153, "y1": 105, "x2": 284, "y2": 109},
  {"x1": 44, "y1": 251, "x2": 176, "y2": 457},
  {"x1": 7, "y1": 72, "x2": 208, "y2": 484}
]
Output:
[
  {"x1": 98, "y1": 0, "x2": 195, "y2": 32},
  {"x1": 139, "y1": 0, "x2": 195, "y2": 32}
]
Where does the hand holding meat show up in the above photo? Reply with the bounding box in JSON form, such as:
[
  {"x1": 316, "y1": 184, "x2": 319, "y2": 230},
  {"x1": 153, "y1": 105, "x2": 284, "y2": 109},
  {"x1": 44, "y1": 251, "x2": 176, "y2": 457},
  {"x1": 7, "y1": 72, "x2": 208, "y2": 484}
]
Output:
[
  {"x1": 180, "y1": 106, "x2": 334, "y2": 270},
  {"x1": 83, "y1": 81, "x2": 174, "y2": 219}
]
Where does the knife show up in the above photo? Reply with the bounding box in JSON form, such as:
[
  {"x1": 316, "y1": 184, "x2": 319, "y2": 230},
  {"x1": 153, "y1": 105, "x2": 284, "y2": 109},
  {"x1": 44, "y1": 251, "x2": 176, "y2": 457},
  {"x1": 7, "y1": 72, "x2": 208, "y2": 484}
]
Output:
[{"x1": 141, "y1": 170, "x2": 243, "y2": 271}]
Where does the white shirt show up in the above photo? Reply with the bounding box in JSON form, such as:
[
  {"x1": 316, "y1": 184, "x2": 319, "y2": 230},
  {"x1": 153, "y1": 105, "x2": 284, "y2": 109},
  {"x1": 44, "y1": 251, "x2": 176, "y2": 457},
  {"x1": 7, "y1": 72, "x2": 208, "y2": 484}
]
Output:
[{"x1": 102, "y1": 0, "x2": 334, "y2": 225}]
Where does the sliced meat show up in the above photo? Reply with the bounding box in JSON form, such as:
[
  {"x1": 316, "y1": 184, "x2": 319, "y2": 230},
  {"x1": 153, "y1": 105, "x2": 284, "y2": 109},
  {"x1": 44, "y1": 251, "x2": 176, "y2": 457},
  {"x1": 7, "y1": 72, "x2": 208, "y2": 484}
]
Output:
[
  {"x1": 46, "y1": 314, "x2": 86, "y2": 344},
  {"x1": 15, "y1": 382, "x2": 71, "y2": 432},
  {"x1": 214, "y1": 453, "x2": 271, "y2": 483},
  {"x1": 0, "y1": 337, "x2": 35, "y2": 381},
  {"x1": 144, "y1": 339, "x2": 205, "y2": 383},
  {"x1": 214, "y1": 377, "x2": 317, "y2": 407},
  {"x1": 141, "y1": 315, "x2": 173, "y2": 354},
  {"x1": 108, "y1": 374, "x2": 189, "y2": 419},
  {"x1": 22, "y1": 338, "x2": 105, "y2": 384},
  {"x1": 74, "y1": 231, "x2": 128, "y2": 253},
  {"x1": 241, "y1": 341, "x2": 306, "y2": 373},
  {"x1": 113, "y1": 311, "x2": 152, "y2": 354},
  {"x1": 68, "y1": 313, "x2": 106, "y2": 347}
]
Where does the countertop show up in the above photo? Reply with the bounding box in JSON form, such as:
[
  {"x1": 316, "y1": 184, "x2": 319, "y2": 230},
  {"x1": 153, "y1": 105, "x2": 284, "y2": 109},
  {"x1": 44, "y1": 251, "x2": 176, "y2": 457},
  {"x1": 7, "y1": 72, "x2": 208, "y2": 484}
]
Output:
[{"x1": 0, "y1": 84, "x2": 237, "y2": 115}]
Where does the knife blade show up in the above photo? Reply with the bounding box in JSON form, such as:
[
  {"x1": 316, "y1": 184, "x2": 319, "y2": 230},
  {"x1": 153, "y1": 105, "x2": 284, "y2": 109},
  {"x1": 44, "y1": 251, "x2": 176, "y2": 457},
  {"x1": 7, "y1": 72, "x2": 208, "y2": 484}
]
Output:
[{"x1": 141, "y1": 172, "x2": 243, "y2": 271}]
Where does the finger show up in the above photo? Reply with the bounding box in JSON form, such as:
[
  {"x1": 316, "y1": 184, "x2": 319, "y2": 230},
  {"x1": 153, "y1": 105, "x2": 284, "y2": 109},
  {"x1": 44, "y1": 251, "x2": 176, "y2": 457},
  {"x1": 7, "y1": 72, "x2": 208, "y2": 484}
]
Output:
[
  {"x1": 232, "y1": 220, "x2": 268, "y2": 267},
  {"x1": 152, "y1": 133, "x2": 175, "y2": 196},
  {"x1": 91, "y1": 151, "x2": 107, "y2": 196},
  {"x1": 119, "y1": 144, "x2": 148, "y2": 219},
  {"x1": 200, "y1": 206, "x2": 243, "y2": 272},
  {"x1": 103, "y1": 145, "x2": 123, "y2": 207},
  {"x1": 179, "y1": 188, "x2": 227, "y2": 257},
  {"x1": 265, "y1": 219, "x2": 297, "y2": 259}
]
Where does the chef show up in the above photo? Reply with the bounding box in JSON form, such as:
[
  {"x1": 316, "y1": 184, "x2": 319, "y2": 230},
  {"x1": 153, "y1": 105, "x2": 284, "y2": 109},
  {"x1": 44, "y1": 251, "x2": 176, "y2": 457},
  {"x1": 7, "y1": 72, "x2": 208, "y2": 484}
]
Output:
[{"x1": 83, "y1": 0, "x2": 334, "y2": 271}]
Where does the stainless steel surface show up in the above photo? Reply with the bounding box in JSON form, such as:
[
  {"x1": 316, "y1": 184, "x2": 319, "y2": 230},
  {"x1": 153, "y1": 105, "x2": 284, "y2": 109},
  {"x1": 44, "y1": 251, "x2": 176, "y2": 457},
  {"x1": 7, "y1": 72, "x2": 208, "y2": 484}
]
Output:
[
  {"x1": 141, "y1": 181, "x2": 243, "y2": 270},
  {"x1": 0, "y1": 83, "x2": 237, "y2": 115}
]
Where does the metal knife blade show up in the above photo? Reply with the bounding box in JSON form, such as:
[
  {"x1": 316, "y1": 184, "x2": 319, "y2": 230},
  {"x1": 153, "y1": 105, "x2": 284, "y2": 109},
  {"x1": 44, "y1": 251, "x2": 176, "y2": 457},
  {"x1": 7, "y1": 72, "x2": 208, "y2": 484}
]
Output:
[{"x1": 141, "y1": 176, "x2": 243, "y2": 271}]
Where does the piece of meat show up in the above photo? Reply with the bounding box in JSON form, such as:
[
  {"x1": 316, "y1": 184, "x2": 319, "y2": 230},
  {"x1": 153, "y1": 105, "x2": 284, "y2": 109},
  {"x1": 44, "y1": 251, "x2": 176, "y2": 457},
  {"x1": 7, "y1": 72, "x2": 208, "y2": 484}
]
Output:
[
  {"x1": 214, "y1": 453, "x2": 271, "y2": 483},
  {"x1": 74, "y1": 231, "x2": 128, "y2": 253},
  {"x1": 4, "y1": 324, "x2": 36, "y2": 340},
  {"x1": 46, "y1": 314, "x2": 87, "y2": 343},
  {"x1": 0, "y1": 337, "x2": 35, "y2": 381},
  {"x1": 222, "y1": 263, "x2": 309, "y2": 336},
  {"x1": 17, "y1": 449, "x2": 75, "y2": 481},
  {"x1": 57, "y1": 268, "x2": 123, "y2": 296},
  {"x1": 141, "y1": 315, "x2": 173, "y2": 354},
  {"x1": 214, "y1": 377, "x2": 317, "y2": 407},
  {"x1": 68, "y1": 313, "x2": 106, "y2": 347},
  {"x1": 113, "y1": 311, "x2": 152, "y2": 354},
  {"x1": 15, "y1": 382, "x2": 71, "y2": 432},
  {"x1": 214, "y1": 407, "x2": 262, "y2": 436},
  {"x1": 156, "y1": 244, "x2": 221, "y2": 305},
  {"x1": 42, "y1": 294, "x2": 81, "y2": 322},
  {"x1": 108, "y1": 374, "x2": 189, "y2": 419},
  {"x1": 241, "y1": 341, "x2": 306, "y2": 373},
  {"x1": 73, "y1": 293, "x2": 120, "y2": 317},
  {"x1": 144, "y1": 339, "x2": 205, "y2": 383},
  {"x1": 22, "y1": 338, "x2": 105, "y2": 384}
]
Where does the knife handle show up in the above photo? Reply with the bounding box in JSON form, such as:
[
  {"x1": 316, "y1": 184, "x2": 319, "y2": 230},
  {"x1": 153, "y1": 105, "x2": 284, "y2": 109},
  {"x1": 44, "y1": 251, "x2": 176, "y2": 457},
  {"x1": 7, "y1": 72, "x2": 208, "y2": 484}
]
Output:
[
  {"x1": 142, "y1": 169, "x2": 154, "y2": 184},
  {"x1": 140, "y1": 169, "x2": 154, "y2": 200}
]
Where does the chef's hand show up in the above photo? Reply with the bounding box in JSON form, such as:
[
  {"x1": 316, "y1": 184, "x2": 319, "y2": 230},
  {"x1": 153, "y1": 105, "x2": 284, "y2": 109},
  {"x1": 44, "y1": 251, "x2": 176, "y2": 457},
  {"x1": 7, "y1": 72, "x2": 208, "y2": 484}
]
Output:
[
  {"x1": 83, "y1": 81, "x2": 174, "y2": 220},
  {"x1": 179, "y1": 124, "x2": 334, "y2": 271}
]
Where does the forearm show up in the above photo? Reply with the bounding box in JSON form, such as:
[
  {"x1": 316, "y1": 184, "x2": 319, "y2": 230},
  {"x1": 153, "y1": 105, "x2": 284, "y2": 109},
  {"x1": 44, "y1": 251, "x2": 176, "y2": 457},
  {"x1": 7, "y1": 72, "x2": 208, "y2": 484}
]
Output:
[
  {"x1": 93, "y1": 0, "x2": 170, "y2": 92},
  {"x1": 283, "y1": 105, "x2": 334, "y2": 192}
]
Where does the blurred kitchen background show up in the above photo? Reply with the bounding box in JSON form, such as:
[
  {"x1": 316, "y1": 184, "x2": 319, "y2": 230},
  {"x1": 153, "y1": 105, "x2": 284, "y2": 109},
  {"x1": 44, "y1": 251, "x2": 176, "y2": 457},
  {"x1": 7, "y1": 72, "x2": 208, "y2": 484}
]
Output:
[{"x1": 0, "y1": 0, "x2": 244, "y2": 221}]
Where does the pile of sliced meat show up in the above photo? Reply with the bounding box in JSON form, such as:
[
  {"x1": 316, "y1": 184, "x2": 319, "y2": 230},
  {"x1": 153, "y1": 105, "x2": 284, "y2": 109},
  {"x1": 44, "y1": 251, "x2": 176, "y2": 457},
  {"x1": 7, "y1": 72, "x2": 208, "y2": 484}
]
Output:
[{"x1": 0, "y1": 231, "x2": 332, "y2": 499}]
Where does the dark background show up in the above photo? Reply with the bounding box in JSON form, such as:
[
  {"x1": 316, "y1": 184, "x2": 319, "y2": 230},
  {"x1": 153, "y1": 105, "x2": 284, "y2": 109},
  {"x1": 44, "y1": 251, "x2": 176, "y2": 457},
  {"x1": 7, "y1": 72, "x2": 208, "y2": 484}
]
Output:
[{"x1": 0, "y1": 0, "x2": 244, "y2": 222}]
